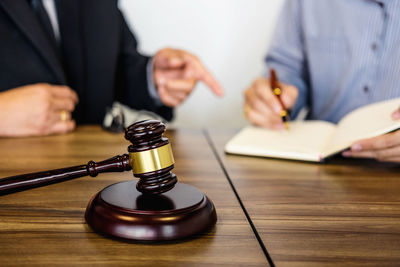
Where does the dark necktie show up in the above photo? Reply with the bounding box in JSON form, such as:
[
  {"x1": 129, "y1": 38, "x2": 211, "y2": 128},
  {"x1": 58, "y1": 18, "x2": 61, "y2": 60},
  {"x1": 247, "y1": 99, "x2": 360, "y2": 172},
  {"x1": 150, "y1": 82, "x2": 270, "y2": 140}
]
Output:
[{"x1": 29, "y1": 0, "x2": 58, "y2": 46}]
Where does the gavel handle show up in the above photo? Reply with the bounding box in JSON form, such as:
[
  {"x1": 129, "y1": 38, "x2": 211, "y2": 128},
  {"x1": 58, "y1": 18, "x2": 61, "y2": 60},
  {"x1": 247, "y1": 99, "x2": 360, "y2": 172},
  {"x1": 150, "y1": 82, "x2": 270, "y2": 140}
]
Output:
[{"x1": 0, "y1": 154, "x2": 131, "y2": 196}]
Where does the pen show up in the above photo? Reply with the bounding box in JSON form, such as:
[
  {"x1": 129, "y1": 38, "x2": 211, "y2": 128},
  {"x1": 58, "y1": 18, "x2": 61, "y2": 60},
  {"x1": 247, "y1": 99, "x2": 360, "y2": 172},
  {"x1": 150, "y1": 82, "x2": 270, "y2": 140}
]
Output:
[{"x1": 270, "y1": 68, "x2": 290, "y2": 130}]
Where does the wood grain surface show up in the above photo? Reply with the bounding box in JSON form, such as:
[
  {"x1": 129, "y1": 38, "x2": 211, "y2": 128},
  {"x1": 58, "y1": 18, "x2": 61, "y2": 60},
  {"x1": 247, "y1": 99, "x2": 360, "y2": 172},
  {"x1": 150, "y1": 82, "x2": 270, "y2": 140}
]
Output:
[
  {"x1": 207, "y1": 129, "x2": 400, "y2": 267},
  {"x1": 0, "y1": 126, "x2": 267, "y2": 266}
]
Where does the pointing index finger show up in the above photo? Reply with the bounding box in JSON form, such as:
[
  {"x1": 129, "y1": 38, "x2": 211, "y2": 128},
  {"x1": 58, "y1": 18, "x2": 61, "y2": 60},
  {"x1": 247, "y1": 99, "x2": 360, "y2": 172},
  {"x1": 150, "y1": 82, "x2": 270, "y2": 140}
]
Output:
[{"x1": 184, "y1": 54, "x2": 224, "y2": 97}]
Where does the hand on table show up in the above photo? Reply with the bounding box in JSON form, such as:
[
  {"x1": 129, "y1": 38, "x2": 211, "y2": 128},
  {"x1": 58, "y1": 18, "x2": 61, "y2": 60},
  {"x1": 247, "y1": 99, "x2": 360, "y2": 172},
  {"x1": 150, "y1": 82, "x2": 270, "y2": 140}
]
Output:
[
  {"x1": 244, "y1": 77, "x2": 298, "y2": 129},
  {"x1": 0, "y1": 83, "x2": 78, "y2": 137},
  {"x1": 153, "y1": 48, "x2": 223, "y2": 107},
  {"x1": 342, "y1": 109, "x2": 400, "y2": 163}
]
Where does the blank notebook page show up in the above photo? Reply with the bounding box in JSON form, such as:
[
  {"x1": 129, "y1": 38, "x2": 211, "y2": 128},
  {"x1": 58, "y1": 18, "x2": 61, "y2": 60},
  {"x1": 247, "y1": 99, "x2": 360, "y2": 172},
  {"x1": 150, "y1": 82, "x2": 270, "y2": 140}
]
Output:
[
  {"x1": 225, "y1": 121, "x2": 336, "y2": 161},
  {"x1": 323, "y1": 98, "x2": 400, "y2": 156}
]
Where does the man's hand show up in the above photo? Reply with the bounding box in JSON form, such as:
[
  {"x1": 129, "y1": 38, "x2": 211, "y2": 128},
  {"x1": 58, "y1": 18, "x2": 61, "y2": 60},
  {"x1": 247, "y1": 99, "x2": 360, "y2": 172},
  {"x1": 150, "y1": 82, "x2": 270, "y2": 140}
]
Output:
[
  {"x1": 244, "y1": 77, "x2": 298, "y2": 129},
  {"x1": 0, "y1": 83, "x2": 78, "y2": 137},
  {"x1": 342, "y1": 109, "x2": 400, "y2": 163},
  {"x1": 153, "y1": 48, "x2": 223, "y2": 107}
]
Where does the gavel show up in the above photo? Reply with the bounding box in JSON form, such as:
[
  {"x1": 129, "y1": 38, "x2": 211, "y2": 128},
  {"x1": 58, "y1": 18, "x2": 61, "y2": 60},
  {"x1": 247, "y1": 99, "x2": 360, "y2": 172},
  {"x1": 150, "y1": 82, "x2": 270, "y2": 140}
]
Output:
[
  {"x1": 0, "y1": 120, "x2": 217, "y2": 241},
  {"x1": 0, "y1": 120, "x2": 177, "y2": 196}
]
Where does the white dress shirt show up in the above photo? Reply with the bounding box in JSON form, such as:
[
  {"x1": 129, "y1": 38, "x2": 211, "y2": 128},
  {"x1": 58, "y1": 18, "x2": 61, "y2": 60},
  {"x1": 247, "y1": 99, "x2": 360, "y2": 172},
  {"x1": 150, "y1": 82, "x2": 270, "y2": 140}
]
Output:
[{"x1": 42, "y1": 0, "x2": 60, "y2": 42}]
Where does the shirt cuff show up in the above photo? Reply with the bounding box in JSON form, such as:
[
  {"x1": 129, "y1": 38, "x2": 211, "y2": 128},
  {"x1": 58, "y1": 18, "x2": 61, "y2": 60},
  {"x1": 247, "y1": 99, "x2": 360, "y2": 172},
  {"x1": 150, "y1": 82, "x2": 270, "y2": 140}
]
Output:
[{"x1": 146, "y1": 57, "x2": 163, "y2": 106}]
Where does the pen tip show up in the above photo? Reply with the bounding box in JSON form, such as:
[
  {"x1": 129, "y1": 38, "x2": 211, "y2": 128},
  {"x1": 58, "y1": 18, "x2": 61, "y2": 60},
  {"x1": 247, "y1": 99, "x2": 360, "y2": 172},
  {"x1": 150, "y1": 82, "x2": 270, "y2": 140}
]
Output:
[{"x1": 284, "y1": 122, "x2": 289, "y2": 130}]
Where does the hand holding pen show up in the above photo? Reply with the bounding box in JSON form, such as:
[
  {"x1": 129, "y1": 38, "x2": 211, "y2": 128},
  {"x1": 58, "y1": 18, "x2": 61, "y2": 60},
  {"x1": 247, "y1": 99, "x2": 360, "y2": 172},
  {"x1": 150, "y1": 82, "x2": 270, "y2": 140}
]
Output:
[
  {"x1": 270, "y1": 69, "x2": 290, "y2": 129},
  {"x1": 244, "y1": 68, "x2": 299, "y2": 130}
]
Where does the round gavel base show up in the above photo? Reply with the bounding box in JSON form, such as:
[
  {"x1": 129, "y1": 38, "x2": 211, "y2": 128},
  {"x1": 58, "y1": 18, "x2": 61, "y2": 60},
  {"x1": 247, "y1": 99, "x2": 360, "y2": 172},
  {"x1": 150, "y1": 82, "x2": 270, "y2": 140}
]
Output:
[{"x1": 85, "y1": 181, "x2": 217, "y2": 241}]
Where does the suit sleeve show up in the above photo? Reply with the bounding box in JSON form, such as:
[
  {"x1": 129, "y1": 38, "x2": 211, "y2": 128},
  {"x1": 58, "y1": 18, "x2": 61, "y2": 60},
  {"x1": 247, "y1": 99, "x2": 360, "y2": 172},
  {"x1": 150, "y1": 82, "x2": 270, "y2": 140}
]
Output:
[
  {"x1": 115, "y1": 10, "x2": 173, "y2": 121},
  {"x1": 265, "y1": 0, "x2": 309, "y2": 119}
]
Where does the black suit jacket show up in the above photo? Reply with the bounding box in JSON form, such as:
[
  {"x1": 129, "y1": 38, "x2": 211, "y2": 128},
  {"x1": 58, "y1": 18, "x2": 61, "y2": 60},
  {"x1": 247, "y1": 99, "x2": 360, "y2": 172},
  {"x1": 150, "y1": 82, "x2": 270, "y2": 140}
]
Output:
[{"x1": 0, "y1": 0, "x2": 172, "y2": 124}]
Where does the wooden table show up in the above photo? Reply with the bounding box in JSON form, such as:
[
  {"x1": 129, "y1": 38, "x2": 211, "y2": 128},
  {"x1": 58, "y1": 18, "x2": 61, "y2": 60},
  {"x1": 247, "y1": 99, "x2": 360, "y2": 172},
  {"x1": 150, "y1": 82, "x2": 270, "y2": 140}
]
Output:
[
  {"x1": 207, "y1": 129, "x2": 400, "y2": 267},
  {"x1": 0, "y1": 126, "x2": 267, "y2": 266},
  {"x1": 2, "y1": 127, "x2": 399, "y2": 266}
]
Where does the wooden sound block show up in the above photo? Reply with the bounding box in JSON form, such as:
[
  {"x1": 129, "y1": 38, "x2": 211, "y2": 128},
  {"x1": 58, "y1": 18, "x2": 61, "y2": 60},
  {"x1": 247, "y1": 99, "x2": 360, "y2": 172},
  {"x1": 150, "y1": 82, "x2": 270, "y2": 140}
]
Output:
[{"x1": 85, "y1": 181, "x2": 217, "y2": 241}]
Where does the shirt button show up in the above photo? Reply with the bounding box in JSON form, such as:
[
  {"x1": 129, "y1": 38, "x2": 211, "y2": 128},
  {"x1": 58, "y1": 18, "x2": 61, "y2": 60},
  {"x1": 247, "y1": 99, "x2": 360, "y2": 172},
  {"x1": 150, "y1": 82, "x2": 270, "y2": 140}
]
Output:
[
  {"x1": 372, "y1": 43, "x2": 378, "y2": 50},
  {"x1": 363, "y1": 86, "x2": 370, "y2": 93}
]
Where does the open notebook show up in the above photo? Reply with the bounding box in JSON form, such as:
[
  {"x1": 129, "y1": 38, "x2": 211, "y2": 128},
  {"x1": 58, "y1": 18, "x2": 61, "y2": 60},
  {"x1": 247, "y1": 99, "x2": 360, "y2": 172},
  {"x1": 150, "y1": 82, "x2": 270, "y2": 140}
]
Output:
[{"x1": 225, "y1": 98, "x2": 400, "y2": 162}]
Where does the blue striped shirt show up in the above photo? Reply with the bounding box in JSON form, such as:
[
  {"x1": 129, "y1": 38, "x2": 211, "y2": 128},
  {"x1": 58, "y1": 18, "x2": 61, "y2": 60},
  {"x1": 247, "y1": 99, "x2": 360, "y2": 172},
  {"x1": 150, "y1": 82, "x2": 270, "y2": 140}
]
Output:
[{"x1": 266, "y1": 0, "x2": 400, "y2": 123}]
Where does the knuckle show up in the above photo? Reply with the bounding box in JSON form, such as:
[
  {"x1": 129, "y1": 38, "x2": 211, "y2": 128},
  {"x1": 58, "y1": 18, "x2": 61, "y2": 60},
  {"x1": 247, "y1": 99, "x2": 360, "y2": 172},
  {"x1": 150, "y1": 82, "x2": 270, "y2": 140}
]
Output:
[
  {"x1": 247, "y1": 110, "x2": 264, "y2": 127},
  {"x1": 376, "y1": 155, "x2": 387, "y2": 162},
  {"x1": 253, "y1": 78, "x2": 263, "y2": 89},
  {"x1": 264, "y1": 120, "x2": 276, "y2": 129},
  {"x1": 165, "y1": 80, "x2": 175, "y2": 90},
  {"x1": 161, "y1": 97, "x2": 174, "y2": 108},
  {"x1": 38, "y1": 122, "x2": 50, "y2": 135},
  {"x1": 41, "y1": 99, "x2": 52, "y2": 112},
  {"x1": 40, "y1": 84, "x2": 52, "y2": 94},
  {"x1": 247, "y1": 111, "x2": 257, "y2": 123},
  {"x1": 254, "y1": 82, "x2": 263, "y2": 96},
  {"x1": 189, "y1": 79, "x2": 196, "y2": 88},
  {"x1": 177, "y1": 99, "x2": 185, "y2": 106},
  {"x1": 253, "y1": 79, "x2": 269, "y2": 95},
  {"x1": 63, "y1": 121, "x2": 75, "y2": 133},
  {"x1": 376, "y1": 137, "x2": 390, "y2": 149},
  {"x1": 37, "y1": 86, "x2": 51, "y2": 99},
  {"x1": 375, "y1": 149, "x2": 390, "y2": 161},
  {"x1": 252, "y1": 99, "x2": 263, "y2": 112},
  {"x1": 384, "y1": 136, "x2": 395, "y2": 148},
  {"x1": 59, "y1": 125, "x2": 69, "y2": 134},
  {"x1": 375, "y1": 151, "x2": 384, "y2": 160},
  {"x1": 245, "y1": 93, "x2": 255, "y2": 107},
  {"x1": 159, "y1": 89, "x2": 168, "y2": 99},
  {"x1": 191, "y1": 54, "x2": 200, "y2": 62},
  {"x1": 41, "y1": 112, "x2": 51, "y2": 124},
  {"x1": 35, "y1": 83, "x2": 49, "y2": 89},
  {"x1": 251, "y1": 79, "x2": 260, "y2": 89},
  {"x1": 161, "y1": 47, "x2": 171, "y2": 53},
  {"x1": 66, "y1": 101, "x2": 75, "y2": 111},
  {"x1": 176, "y1": 92, "x2": 185, "y2": 101},
  {"x1": 62, "y1": 86, "x2": 73, "y2": 95}
]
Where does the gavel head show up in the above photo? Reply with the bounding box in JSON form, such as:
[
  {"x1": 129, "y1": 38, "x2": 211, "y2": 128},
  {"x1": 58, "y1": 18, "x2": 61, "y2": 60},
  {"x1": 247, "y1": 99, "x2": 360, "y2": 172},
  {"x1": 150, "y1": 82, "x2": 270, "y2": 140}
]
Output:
[{"x1": 124, "y1": 120, "x2": 177, "y2": 195}]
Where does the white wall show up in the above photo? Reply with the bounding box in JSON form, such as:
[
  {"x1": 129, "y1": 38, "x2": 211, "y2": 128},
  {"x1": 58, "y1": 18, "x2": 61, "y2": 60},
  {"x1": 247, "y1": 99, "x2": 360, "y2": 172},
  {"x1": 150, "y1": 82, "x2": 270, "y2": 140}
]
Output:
[{"x1": 119, "y1": 0, "x2": 284, "y2": 128}]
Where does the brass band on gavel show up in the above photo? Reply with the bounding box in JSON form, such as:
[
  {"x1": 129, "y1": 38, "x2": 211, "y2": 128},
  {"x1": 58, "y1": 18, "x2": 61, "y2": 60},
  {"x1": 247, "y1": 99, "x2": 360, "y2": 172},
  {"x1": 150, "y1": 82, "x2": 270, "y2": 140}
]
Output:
[{"x1": 129, "y1": 143, "x2": 175, "y2": 174}]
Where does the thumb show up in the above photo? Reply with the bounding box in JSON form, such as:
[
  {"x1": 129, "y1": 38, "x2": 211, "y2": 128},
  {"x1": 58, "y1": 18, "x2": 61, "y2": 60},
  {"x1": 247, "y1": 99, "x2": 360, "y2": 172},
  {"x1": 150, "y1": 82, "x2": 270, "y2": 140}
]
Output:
[
  {"x1": 281, "y1": 85, "x2": 298, "y2": 109},
  {"x1": 392, "y1": 108, "x2": 400, "y2": 120},
  {"x1": 154, "y1": 50, "x2": 185, "y2": 69}
]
